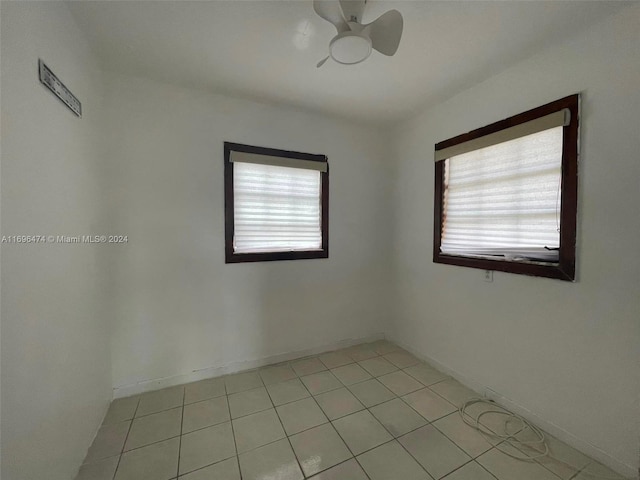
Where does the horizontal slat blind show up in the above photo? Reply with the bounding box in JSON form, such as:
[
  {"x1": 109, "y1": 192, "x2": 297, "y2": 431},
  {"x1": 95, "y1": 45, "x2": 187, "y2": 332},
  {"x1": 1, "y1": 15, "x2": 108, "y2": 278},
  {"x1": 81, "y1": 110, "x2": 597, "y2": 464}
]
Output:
[
  {"x1": 231, "y1": 151, "x2": 327, "y2": 172},
  {"x1": 441, "y1": 126, "x2": 562, "y2": 261},
  {"x1": 434, "y1": 109, "x2": 569, "y2": 162},
  {"x1": 233, "y1": 161, "x2": 322, "y2": 253}
]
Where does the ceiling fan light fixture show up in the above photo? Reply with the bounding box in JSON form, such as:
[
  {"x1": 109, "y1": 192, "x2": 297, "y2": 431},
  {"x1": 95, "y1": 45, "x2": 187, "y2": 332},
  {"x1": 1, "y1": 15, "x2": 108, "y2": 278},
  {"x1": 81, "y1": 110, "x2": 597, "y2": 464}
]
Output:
[{"x1": 329, "y1": 31, "x2": 372, "y2": 65}]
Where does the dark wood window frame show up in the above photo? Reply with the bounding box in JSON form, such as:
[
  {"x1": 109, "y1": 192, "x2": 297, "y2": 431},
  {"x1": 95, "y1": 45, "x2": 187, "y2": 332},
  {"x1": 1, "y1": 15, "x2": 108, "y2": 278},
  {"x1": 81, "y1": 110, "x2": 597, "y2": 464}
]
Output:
[
  {"x1": 433, "y1": 94, "x2": 579, "y2": 281},
  {"x1": 224, "y1": 142, "x2": 329, "y2": 264}
]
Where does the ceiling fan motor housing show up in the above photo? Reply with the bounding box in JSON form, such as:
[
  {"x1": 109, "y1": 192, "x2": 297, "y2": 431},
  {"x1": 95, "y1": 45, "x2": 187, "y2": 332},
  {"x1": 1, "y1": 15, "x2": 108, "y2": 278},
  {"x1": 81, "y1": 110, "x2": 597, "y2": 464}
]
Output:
[
  {"x1": 313, "y1": 0, "x2": 402, "y2": 67},
  {"x1": 329, "y1": 30, "x2": 372, "y2": 65}
]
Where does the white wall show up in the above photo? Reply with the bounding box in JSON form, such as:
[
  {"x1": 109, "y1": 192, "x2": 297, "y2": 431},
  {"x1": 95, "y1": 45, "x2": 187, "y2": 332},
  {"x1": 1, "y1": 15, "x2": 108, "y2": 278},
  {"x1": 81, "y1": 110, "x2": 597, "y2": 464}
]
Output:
[
  {"x1": 102, "y1": 72, "x2": 394, "y2": 396},
  {"x1": 0, "y1": 3, "x2": 112, "y2": 480},
  {"x1": 391, "y1": 5, "x2": 640, "y2": 477}
]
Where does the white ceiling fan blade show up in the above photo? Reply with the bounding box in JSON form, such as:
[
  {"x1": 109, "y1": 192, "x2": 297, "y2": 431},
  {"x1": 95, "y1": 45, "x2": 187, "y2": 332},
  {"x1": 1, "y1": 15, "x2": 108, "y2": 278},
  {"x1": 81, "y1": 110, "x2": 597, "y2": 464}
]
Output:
[
  {"x1": 313, "y1": 0, "x2": 349, "y2": 33},
  {"x1": 316, "y1": 56, "x2": 330, "y2": 68},
  {"x1": 339, "y1": 0, "x2": 366, "y2": 22},
  {"x1": 365, "y1": 9, "x2": 403, "y2": 56}
]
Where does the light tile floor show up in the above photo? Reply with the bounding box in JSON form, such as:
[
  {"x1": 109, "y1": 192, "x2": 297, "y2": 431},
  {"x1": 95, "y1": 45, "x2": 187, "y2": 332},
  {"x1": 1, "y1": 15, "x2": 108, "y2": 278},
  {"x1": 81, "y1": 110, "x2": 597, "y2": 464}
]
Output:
[{"x1": 76, "y1": 340, "x2": 630, "y2": 480}]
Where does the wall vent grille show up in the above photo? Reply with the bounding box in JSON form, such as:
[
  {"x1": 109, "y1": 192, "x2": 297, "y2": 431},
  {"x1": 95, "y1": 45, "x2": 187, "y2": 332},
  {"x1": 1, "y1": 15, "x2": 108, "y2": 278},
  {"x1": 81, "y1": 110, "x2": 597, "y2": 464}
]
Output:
[{"x1": 38, "y1": 59, "x2": 82, "y2": 117}]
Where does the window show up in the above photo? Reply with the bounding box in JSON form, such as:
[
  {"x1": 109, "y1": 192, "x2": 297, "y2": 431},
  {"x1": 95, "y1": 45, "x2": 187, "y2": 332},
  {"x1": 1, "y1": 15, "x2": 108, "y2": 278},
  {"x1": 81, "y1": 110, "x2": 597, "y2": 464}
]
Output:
[
  {"x1": 433, "y1": 94, "x2": 579, "y2": 280},
  {"x1": 224, "y1": 142, "x2": 329, "y2": 263}
]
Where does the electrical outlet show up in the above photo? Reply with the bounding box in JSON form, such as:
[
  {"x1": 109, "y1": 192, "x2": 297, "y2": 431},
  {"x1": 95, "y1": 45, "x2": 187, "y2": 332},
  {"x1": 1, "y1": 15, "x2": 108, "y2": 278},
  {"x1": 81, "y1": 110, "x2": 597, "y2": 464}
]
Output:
[{"x1": 483, "y1": 270, "x2": 493, "y2": 282}]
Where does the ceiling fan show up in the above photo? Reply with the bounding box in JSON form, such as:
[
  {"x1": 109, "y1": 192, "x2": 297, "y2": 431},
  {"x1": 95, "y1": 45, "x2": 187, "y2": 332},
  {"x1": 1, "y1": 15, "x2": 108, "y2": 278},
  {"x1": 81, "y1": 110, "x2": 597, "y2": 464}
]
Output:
[{"x1": 313, "y1": 0, "x2": 403, "y2": 68}]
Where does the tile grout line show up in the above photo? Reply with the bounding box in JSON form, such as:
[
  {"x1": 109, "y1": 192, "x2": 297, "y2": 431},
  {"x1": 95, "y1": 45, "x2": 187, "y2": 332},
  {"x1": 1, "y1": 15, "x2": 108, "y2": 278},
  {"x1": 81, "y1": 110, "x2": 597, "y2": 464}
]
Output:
[
  {"x1": 230, "y1": 374, "x2": 366, "y2": 454},
  {"x1": 385, "y1": 434, "x2": 437, "y2": 479},
  {"x1": 345, "y1": 376, "x2": 399, "y2": 408},
  {"x1": 313, "y1": 456, "x2": 369, "y2": 479},
  {"x1": 222, "y1": 381, "x2": 244, "y2": 480},
  {"x1": 320, "y1": 348, "x2": 439, "y2": 479},
  {"x1": 118, "y1": 433, "x2": 181, "y2": 455},
  {"x1": 111, "y1": 396, "x2": 141, "y2": 480},
  {"x1": 395, "y1": 382, "x2": 460, "y2": 427},
  {"x1": 398, "y1": 396, "x2": 520, "y2": 478},
  {"x1": 504, "y1": 429, "x2": 586, "y2": 480},
  {"x1": 298, "y1": 351, "x2": 373, "y2": 480},
  {"x1": 262, "y1": 371, "x2": 309, "y2": 479},
  {"x1": 172, "y1": 456, "x2": 238, "y2": 480},
  {"x1": 351, "y1": 437, "x2": 411, "y2": 479},
  {"x1": 444, "y1": 457, "x2": 499, "y2": 480},
  {"x1": 570, "y1": 460, "x2": 596, "y2": 480},
  {"x1": 347, "y1": 344, "x2": 399, "y2": 479},
  {"x1": 429, "y1": 411, "x2": 499, "y2": 460},
  {"x1": 476, "y1": 445, "x2": 568, "y2": 480},
  {"x1": 263, "y1": 349, "x2": 377, "y2": 477},
  {"x1": 350, "y1": 380, "x2": 437, "y2": 480},
  {"x1": 440, "y1": 458, "x2": 477, "y2": 479},
  {"x1": 176, "y1": 388, "x2": 186, "y2": 478},
  {"x1": 297, "y1": 368, "x2": 351, "y2": 476},
  {"x1": 164, "y1": 383, "x2": 237, "y2": 479},
  {"x1": 314, "y1": 390, "x2": 366, "y2": 422},
  {"x1": 474, "y1": 458, "x2": 501, "y2": 480},
  {"x1": 371, "y1": 409, "x2": 432, "y2": 440}
]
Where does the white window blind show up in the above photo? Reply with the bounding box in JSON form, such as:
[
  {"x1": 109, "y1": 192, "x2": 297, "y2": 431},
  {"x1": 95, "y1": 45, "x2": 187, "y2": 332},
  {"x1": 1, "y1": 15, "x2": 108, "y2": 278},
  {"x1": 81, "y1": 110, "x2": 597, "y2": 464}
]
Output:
[
  {"x1": 233, "y1": 161, "x2": 322, "y2": 253},
  {"x1": 441, "y1": 126, "x2": 563, "y2": 262}
]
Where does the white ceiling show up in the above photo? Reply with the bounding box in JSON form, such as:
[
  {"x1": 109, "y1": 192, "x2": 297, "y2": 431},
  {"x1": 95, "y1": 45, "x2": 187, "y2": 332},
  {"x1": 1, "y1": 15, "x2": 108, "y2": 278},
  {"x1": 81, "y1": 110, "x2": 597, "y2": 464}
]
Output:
[{"x1": 67, "y1": 0, "x2": 625, "y2": 125}]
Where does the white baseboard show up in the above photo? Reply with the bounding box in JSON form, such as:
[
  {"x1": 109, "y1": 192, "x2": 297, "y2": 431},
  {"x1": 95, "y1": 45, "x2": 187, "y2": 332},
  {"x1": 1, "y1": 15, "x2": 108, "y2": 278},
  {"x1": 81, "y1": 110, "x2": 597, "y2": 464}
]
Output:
[
  {"x1": 112, "y1": 332, "x2": 385, "y2": 399},
  {"x1": 389, "y1": 337, "x2": 637, "y2": 480}
]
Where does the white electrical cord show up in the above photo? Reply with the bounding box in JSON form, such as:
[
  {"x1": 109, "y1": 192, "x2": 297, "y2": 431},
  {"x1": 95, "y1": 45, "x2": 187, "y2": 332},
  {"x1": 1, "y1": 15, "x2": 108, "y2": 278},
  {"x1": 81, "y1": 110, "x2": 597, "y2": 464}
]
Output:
[{"x1": 459, "y1": 398, "x2": 628, "y2": 480}]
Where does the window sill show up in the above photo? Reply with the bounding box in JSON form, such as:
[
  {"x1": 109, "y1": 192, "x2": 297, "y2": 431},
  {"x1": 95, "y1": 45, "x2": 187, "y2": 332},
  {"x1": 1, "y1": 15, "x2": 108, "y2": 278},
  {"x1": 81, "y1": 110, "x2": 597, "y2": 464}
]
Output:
[
  {"x1": 225, "y1": 249, "x2": 328, "y2": 264},
  {"x1": 433, "y1": 252, "x2": 575, "y2": 281}
]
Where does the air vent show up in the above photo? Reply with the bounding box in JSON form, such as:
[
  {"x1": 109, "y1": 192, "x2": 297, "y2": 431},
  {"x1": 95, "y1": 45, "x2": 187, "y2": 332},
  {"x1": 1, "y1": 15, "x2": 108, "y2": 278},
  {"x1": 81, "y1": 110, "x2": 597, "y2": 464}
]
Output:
[{"x1": 38, "y1": 59, "x2": 82, "y2": 117}]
